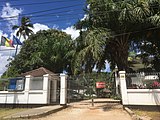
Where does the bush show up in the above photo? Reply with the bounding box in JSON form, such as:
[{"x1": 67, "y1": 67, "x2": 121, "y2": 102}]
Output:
[{"x1": 145, "y1": 81, "x2": 160, "y2": 89}]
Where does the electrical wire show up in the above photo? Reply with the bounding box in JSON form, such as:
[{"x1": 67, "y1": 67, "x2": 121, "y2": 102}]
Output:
[
  {"x1": 0, "y1": 1, "x2": 159, "y2": 38},
  {"x1": 0, "y1": 7, "x2": 84, "y2": 23},
  {"x1": 0, "y1": 3, "x2": 159, "y2": 22},
  {"x1": 0, "y1": 5, "x2": 159, "y2": 24},
  {"x1": 8, "y1": 0, "x2": 82, "y2": 7},
  {"x1": 0, "y1": 0, "x2": 158, "y2": 22},
  {"x1": 0, "y1": 0, "x2": 21, "y2": 3},
  {"x1": 0, "y1": 26, "x2": 160, "y2": 52},
  {"x1": 0, "y1": 2, "x2": 159, "y2": 21},
  {"x1": 30, "y1": 13, "x2": 83, "y2": 20},
  {"x1": 29, "y1": 8, "x2": 84, "y2": 18},
  {"x1": 0, "y1": 3, "x2": 84, "y2": 20},
  {"x1": 32, "y1": 17, "x2": 81, "y2": 23}
]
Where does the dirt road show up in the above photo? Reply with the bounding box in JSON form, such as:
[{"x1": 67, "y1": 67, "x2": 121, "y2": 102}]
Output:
[{"x1": 34, "y1": 99, "x2": 132, "y2": 120}]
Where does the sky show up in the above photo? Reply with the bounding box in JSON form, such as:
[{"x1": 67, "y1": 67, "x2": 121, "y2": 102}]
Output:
[{"x1": 0, "y1": 0, "x2": 110, "y2": 76}]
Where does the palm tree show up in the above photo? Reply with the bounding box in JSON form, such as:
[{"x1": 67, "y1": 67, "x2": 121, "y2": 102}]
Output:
[
  {"x1": 77, "y1": 0, "x2": 160, "y2": 72},
  {"x1": 12, "y1": 16, "x2": 34, "y2": 56}
]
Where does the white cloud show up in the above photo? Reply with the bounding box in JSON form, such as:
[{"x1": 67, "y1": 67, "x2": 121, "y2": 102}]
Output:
[
  {"x1": 62, "y1": 26, "x2": 80, "y2": 40},
  {"x1": 81, "y1": 14, "x2": 89, "y2": 21},
  {"x1": 1, "y1": 3, "x2": 22, "y2": 31},
  {"x1": 0, "y1": 30, "x2": 8, "y2": 38},
  {"x1": 31, "y1": 23, "x2": 50, "y2": 33},
  {"x1": 52, "y1": 24, "x2": 59, "y2": 29},
  {"x1": 62, "y1": 14, "x2": 88, "y2": 40},
  {"x1": 0, "y1": 54, "x2": 11, "y2": 76}
]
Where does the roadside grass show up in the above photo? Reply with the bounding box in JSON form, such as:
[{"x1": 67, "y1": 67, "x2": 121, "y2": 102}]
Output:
[
  {"x1": 0, "y1": 108, "x2": 29, "y2": 119},
  {"x1": 132, "y1": 109, "x2": 160, "y2": 120}
]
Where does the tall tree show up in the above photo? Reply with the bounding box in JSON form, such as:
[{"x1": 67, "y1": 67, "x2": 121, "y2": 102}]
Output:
[
  {"x1": 77, "y1": 0, "x2": 160, "y2": 72},
  {"x1": 12, "y1": 16, "x2": 34, "y2": 56},
  {"x1": 2, "y1": 29, "x2": 72, "y2": 77}
]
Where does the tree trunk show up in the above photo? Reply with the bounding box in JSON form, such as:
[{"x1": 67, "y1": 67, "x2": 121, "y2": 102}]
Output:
[{"x1": 109, "y1": 35, "x2": 130, "y2": 71}]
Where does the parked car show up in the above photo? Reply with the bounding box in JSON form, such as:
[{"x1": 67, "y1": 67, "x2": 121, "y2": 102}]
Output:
[{"x1": 68, "y1": 90, "x2": 83, "y2": 100}]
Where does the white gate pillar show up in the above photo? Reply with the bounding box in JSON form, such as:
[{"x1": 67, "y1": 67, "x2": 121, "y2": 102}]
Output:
[
  {"x1": 119, "y1": 71, "x2": 128, "y2": 105},
  {"x1": 43, "y1": 74, "x2": 49, "y2": 104},
  {"x1": 60, "y1": 73, "x2": 67, "y2": 106},
  {"x1": 24, "y1": 75, "x2": 32, "y2": 104},
  {"x1": 115, "y1": 71, "x2": 120, "y2": 95}
]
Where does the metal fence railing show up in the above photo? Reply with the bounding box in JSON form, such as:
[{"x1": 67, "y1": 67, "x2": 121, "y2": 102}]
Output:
[{"x1": 126, "y1": 72, "x2": 160, "y2": 89}]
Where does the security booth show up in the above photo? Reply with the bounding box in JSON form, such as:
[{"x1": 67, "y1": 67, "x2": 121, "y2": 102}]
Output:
[{"x1": 0, "y1": 67, "x2": 59, "y2": 106}]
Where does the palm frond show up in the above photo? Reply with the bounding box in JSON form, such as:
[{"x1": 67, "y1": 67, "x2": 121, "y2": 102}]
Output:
[
  {"x1": 12, "y1": 25, "x2": 19, "y2": 30},
  {"x1": 16, "y1": 31, "x2": 20, "y2": 37},
  {"x1": 21, "y1": 16, "x2": 31, "y2": 25},
  {"x1": 149, "y1": 13, "x2": 160, "y2": 26},
  {"x1": 27, "y1": 23, "x2": 34, "y2": 28}
]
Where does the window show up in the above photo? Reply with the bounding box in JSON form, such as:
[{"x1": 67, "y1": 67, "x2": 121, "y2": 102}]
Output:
[{"x1": 30, "y1": 77, "x2": 43, "y2": 90}]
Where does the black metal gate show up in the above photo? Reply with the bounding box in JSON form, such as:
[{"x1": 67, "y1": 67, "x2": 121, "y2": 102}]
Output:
[{"x1": 67, "y1": 73, "x2": 113, "y2": 103}]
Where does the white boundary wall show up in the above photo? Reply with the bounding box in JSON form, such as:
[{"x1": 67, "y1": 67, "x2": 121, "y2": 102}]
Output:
[{"x1": 119, "y1": 71, "x2": 160, "y2": 106}]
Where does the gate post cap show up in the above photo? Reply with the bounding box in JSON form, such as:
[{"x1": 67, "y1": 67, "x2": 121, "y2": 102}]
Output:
[
  {"x1": 60, "y1": 73, "x2": 68, "y2": 76},
  {"x1": 119, "y1": 71, "x2": 126, "y2": 74}
]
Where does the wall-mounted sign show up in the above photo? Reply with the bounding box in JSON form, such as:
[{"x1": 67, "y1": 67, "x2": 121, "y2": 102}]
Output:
[
  {"x1": 96, "y1": 82, "x2": 106, "y2": 88},
  {"x1": 8, "y1": 78, "x2": 25, "y2": 91}
]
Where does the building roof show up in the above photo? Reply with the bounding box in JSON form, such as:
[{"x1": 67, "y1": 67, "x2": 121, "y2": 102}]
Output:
[{"x1": 21, "y1": 67, "x2": 58, "y2": 77}]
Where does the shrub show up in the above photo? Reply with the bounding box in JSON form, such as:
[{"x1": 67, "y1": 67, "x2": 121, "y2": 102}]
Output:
[{"x1": 145, "y1": 81, "x2": 160, "y2": 89}]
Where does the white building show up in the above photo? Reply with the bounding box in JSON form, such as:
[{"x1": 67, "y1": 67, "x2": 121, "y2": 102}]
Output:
[{"x1": 0, "y1": 67, "x2": 59, "y2": 107}]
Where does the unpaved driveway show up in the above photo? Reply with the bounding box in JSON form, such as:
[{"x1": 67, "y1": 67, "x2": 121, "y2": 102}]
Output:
[{"x1": 34, "y1": 99, "x2": 132, "y2": 120}]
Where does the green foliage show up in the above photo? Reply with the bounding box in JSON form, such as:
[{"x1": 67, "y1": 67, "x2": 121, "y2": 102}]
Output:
[
  {"x1": 0, "y1": 79, "x2": 9, "y2": 91},
  {"x1": 68, "y1": 72, "x2": 112, "y2": 98},
  {"x1": 111, "y1": 94, "x2": 122, "y2": 100},
  {"x1": 12, "y1": 16, "x2": 34, "y2": 39},
  {"x1": 76, "y1": 0, "x2": 160, "y2": 72},
  {"x1": 2, "y1": 29, "x2": 72, "y2": 77},
  {"x1": 144, "y1": 81, "x2": 160, "y2": 89}
]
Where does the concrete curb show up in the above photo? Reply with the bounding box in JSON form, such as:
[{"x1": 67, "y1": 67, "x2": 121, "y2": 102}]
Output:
[
  {"x1": 124, "y1": 107, "x2": 152, "y2": 120},
  {"x1": 3, "y1": 106, "x2": 67, "y2": 120}
]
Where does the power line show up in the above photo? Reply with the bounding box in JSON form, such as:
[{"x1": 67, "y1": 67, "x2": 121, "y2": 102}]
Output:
[
  {"x1": 0, "y1": 7, "x2": 84, "y2": 22},
  {"x1": 0, "y1": 27, "x2": 159, "y2": 55},
  {"x1": 0, "y1": 0, "x2": 21, "y2": 3},
  {"x1": 23, "y1": 4, "x2": 83, "y2": 16},
  {"x1": 110, "y1": 26, "x2": 160, "y2": 38},
  {"x1": 0, "y1": 1, "x2": 158, "y2": 21},
  {"x1": 0, "y1": 1, "x2": 159, "y2": 30},
  {"x1": 29, "y1": 8, "x2": 84, "y2": 18},
  {"x1": 32, "y1": 17, "x2": 81, "y2": 24},
  {"x1": 31, "y1": 13, "x2": 83, "y2": 20},
  {"x1": 0, "y1": 0, "x2": 82, "y2": 7},
  {"x1": 0, "y1": 3, "x2": 84, "y2": 19},
  {"x1": 0, "y1": 2, "x2": 159, "y2": 21},
  {"x1": 0, "y1": 4, "x2": 159, "y2": 23},
  {"x1": 0, "y1": 26, "x2": 159, "y2": 52},
  {"x1": 0, "y1": 9, "x2": 159, "y2": 28}
]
